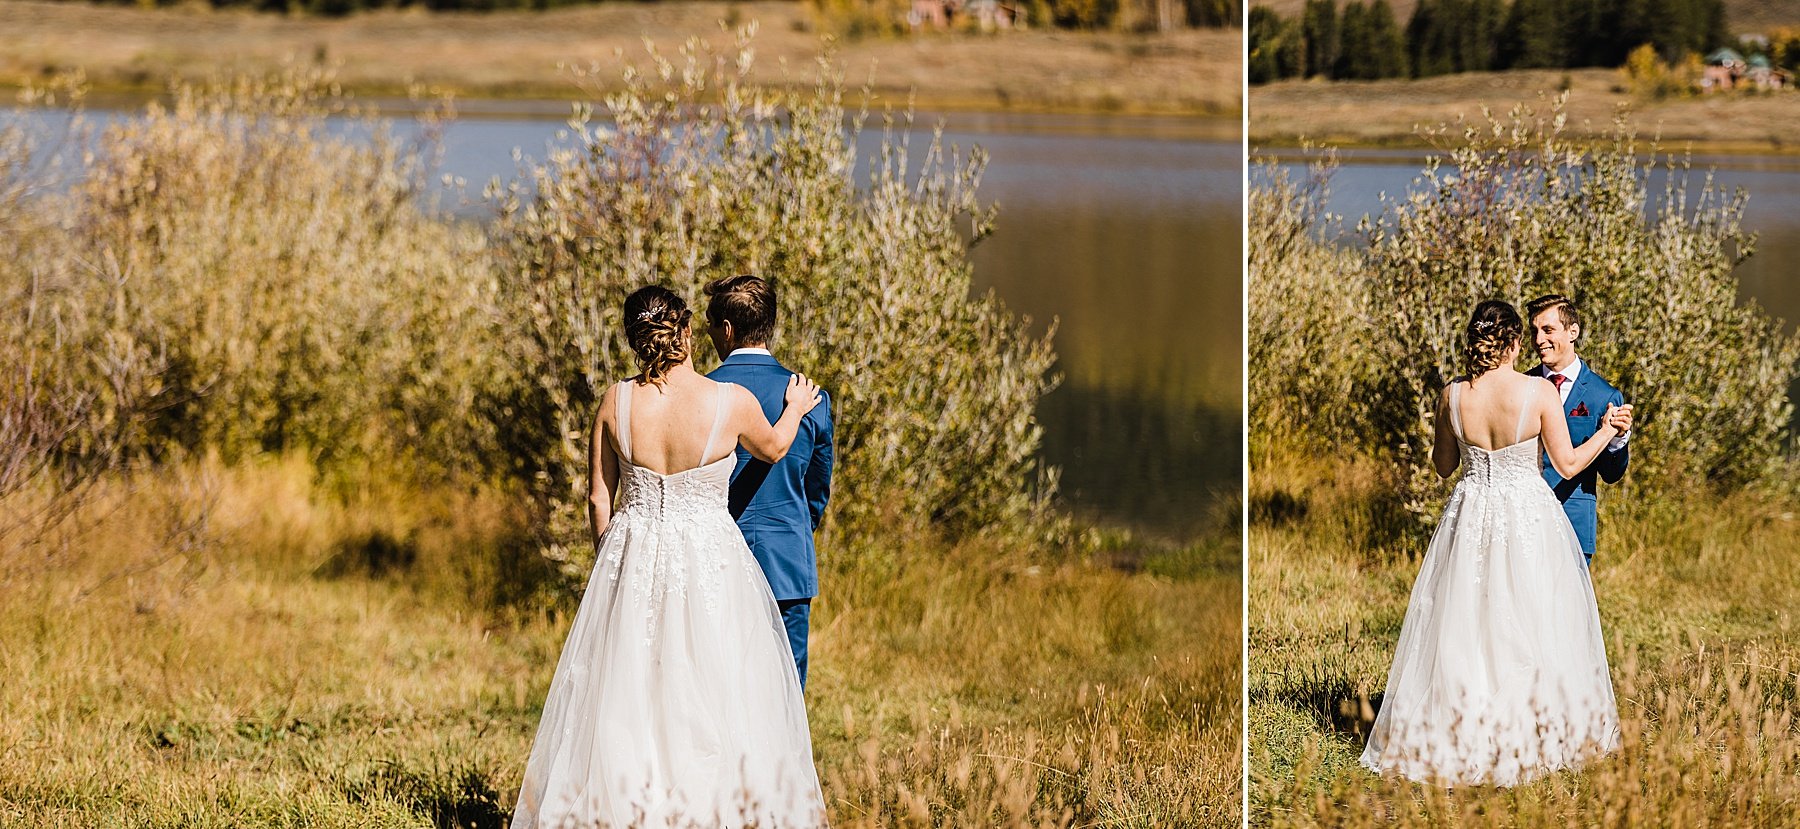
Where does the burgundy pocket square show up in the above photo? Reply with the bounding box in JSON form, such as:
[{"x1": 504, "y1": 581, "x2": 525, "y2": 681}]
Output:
[{"x1": 1570, "y1": 403, "x2": 1590, "y2": 417}]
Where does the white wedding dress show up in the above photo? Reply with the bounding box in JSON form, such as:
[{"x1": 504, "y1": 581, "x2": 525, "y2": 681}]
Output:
[
  {"x1": 511, "y1": 381, "x2": 825, "y2": 829},
  {"x1": 1359, "y1": 382, "x2": 1620, "y2": 787}
]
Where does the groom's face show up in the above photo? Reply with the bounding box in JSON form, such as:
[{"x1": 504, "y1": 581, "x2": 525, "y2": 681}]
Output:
[{"x1": 1531, "y1": 309, "x2": 1580, "y2": 371}]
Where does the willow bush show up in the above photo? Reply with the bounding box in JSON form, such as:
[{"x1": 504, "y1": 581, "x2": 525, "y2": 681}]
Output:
[
  {"x1": 1247, "y1": 150, "x2": 1378, "y2": 457},
  {"x1": 1251, "y1": 96, "x2": 1800, "y2": 534},
  {"x1": 485, "y1": 35, "x2": 1057, "y2": 570},
  {"x1": 38, "y1": 69, "x2": 502, "y2": 475}
]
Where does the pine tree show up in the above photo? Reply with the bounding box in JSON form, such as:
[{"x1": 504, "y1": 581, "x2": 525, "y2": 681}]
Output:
[
  {"x1": 1501, "y1": 0, "x2": 1566, "y2": 68},
  {"x1": 1459, "y1": 0, "x2": 1505, "y2": 71},
  {"x1": 1249, "y1": 6, "x2": 1305, "y2": 83},
  {"x1": 1303, "y1": 0, "x2": 1341, "y2": 78},
  {"x1": 1408, "y1": 0, "x2": 1475, "y2": 77},
  {"x1": 1368, "y1": 0, "x2": 1410, "y2": 77},
  {"x1": 1336, "y1": 1, "x2": 1370, "y2": 78}
]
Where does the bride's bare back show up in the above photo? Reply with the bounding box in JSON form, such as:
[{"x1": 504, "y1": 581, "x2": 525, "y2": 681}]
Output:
[
  {"x1": 586, "y1": 361, "x2": 819, "y2": 541},
  {"x1": 1453, "y1": 370, "x2": 1546, "y2": 450},
  {"x1": 615, "y1": 373, "x2": 736, "y2": 474}
]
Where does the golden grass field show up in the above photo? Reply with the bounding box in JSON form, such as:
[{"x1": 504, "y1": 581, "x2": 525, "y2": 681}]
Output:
[
  {"x1": 0, "y1": 0, "x2": 1241, "y2": 116},
  {"x1": 0, "y1": 456, "x2": 1243, "y2": 826},
  {"x1": 1253, "y1": 0, "x2": 1800, "y2": 30},
  {"x1": 1249, "y1": 445, "x2": 1800, "y2": 826},
  {"x1": 1251, "y1": 66, "x2": 1800, "y2": 153}
]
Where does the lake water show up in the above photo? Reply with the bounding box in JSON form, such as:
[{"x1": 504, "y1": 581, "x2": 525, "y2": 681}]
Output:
[{"x1": 8, "y1": 104, "x2": 1243, "y2": 542}]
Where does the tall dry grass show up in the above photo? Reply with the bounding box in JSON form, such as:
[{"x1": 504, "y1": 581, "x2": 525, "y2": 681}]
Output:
[
  {"x1": 0, "y1": 459, "x2": 1240, "y2": 826},
  {"x1": 1250, "y1": 445, "x2": 1800, "y2": 825}
]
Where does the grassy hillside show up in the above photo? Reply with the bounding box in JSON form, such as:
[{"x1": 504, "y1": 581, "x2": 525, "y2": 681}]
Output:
[
  {"x1": 1251, "y1": 67, "x2": 1800, "y2": 152},
  {"x1": 0, "y1": 0, "x2": 1241, "y2": 116}
]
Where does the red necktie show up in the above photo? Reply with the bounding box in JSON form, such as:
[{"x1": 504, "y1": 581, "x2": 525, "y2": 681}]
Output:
[{"x1": 1550, "y1": 373, "x2": 1568, "y2": 390}]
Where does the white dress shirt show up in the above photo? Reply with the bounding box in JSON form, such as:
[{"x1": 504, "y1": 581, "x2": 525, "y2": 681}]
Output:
[
  {"x1": 1545, "y1": 358, "x2": 1630, "y2": 452},
  {"x1": 729, "y1": 347, "x2": 772, "y2": 358}
]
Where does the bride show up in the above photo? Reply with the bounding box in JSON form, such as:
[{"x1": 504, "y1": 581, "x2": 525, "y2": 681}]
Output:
[
  {"x1": 511, "y1": 286, "x2": 827, "y2": 828},
  {"x1": 1359, "y1": 299, "x2": 1624, "y2": 787}
]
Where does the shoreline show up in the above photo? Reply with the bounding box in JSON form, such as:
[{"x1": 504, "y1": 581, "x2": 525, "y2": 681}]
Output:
[
  {"x1": 2, "y1": 85, "x2": 1242, "y2": 143},
  {"x1": 1251, "y1": 135, "x2": 1800, "y2": 159},
  {"x1": 1251, "y1": 67, "x2": 1800, "y2": 158}
]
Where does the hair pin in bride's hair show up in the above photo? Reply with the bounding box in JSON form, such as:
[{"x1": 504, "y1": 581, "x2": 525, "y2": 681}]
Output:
[
  {"x1": 637, "y1": 309, "x2": 658, "y2": 322},
  {"x1": 1473, "y1": 319, "x2": 1498, "y2": 332}
]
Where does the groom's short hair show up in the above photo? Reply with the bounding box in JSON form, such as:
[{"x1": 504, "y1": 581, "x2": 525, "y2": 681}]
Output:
[
  {"x1": 1526, "y1": 293, "x2": 1581, "y2": 336},
  {"x1": 704, "y1": 275, "x2": 777, "y2": 345}
]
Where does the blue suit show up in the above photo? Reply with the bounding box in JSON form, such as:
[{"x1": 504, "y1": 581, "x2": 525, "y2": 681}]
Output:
[
  {"x1": 1533, "y1": 361, "x2": 1628, "y2": 560},
  {"x1": 707, "y1": 351, "x2": 833, "y2": 689}
]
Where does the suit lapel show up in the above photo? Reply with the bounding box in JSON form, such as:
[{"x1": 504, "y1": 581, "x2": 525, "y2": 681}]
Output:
[{"x1": 1568, "y1": 363, "x2": 1599, "y2": 413}]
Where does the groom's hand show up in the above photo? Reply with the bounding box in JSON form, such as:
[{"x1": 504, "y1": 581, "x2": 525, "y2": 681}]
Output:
[{"x1": 1605, "y1": 404, "x2": 1633, "y2": 434}]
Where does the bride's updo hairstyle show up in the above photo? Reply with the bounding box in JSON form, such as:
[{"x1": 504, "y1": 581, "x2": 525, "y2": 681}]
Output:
[
  {"x1": 623, "y1": 285, "x2": 693, "y2": 385},
  {"x1": 1465, "y1": 299, "x2": 1523, "y2": 377}
]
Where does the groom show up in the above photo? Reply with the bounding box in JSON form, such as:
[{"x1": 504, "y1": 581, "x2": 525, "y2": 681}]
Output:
[
  {"x1": 704, "y1": 275, "x2": 834, "y2": 691},
  {"x1": 1526, "y1": 294, "x2": 1633, "y2": 561}
]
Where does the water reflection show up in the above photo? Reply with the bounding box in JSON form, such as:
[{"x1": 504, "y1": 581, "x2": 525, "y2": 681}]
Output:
[{"x1": 1041, "y1": 382, "x2": 1239, "y2": 542}]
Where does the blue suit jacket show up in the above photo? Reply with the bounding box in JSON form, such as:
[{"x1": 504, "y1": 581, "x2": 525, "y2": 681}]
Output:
[
  {"x1": 1533, "y1": 361, "x2": 1628, "y2": 557},
  {"x1": 707, "y1": 352, "x2": 834, "y2": 601}
]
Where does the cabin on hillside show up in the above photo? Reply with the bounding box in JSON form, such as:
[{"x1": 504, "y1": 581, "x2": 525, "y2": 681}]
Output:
[
  {"x1": 1746, "y1": 54, "x2": 1789, "y2": 90},
  {"x1": 910, "y1": 0, "x2": 1017, "y2": 31},
  {"x1": 1702, "y1": 46, "x2": 1792, "y2": 92},
  {"x1": 1702, "y1": 47, "x2": 1746, "y2": 91}
]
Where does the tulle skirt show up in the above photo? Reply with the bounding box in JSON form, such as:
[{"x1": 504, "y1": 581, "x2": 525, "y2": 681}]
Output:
[
  {"x1": 511, "y1": 510, "x2": 825, "y2": 828},
  {"x1": 1359, "y1": 481, "x2": 1620, "y2": 787}
]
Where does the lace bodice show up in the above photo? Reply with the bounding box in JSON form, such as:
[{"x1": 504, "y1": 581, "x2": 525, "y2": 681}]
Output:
[
  {"x1": 1459, "y1": 441, "x2": 1543, "y2": 488},
  {"x1": 1449, "y1": 381, "x2": 1543, "y2": 490},
  {"x1": 616, "y1": 458, "x2": 733, "y2": 520}
]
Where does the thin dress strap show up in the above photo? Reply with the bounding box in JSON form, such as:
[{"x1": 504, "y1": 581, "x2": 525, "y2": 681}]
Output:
[
  {"x1": 700, "y1": 382, "x2": 731, "y2": 466},
  {"x1": 1514, "y1": 386, "x2": 1535, "y2": 445},
  {"x1": 615, "y1": 381, "x2": 634, "y2": 465},
  {"x1": 1447, "y1": 382, "x2": 1464, "y2": 444}
]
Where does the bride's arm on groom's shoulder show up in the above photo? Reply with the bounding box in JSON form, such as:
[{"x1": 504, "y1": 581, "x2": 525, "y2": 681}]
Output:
[
  {"x1": 588, "y1": 385, "x2": 623, "y2": 542},
  {"x1": 730, "y1": 375, "x2": 822, "y2": 464},
  {"x1": 1432, "y1": 385, "x2": 1460, "y2": 479},
  {"x1": 1539, "y1": 382, "x2": 1621, "y2": 479}
]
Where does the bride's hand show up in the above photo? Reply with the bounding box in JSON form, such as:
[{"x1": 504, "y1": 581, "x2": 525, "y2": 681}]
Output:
[{"x1": 785, "y1": 374, "x2": 822, "y2": 413}]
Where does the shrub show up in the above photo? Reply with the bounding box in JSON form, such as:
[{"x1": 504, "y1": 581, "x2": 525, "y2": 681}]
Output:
[
  {"x1": 1247, "y1": 150, "x2": 1377, "y2": 456},
  {"x1": 484, "y1": 34, "x2": 1059, "y2": 572},
  {"x1": 36, "y1": 68, "x2": 502, "y2": 476}
]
